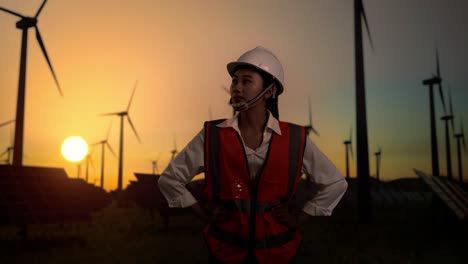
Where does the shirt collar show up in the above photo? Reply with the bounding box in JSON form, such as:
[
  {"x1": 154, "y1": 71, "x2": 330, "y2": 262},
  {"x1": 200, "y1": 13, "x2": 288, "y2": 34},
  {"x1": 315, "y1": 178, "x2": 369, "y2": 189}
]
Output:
[{"x1": 216, "y1": 110, "x2": 282, "y2": 136}]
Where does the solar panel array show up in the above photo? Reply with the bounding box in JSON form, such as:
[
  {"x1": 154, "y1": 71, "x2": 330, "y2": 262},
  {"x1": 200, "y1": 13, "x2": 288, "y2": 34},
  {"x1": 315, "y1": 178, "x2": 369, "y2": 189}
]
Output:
[
  {"x1": 414, "y1": 169, "x2": 468, "y2": 220},
  {"x1": 0, "y1": 165, "x2": 111, "y2": 225},
  {"x1": 123, "y1": 173, "x2": 199, "y2": 227}
]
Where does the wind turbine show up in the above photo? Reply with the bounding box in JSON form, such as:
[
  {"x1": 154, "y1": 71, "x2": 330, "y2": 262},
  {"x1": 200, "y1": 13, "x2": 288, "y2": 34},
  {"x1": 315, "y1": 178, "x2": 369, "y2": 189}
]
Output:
[
  {"x1": 454, "y1": 118, "x2": 466, "y2": 183},
  {"x1": 422, "y1": 46, "x2": 447, "y2": 177},
  {"x1": 170, "y1": 134, "x2": 178, "y2": 162},
  {"x1": 343, "y1": 126, "x2": 353, "y2": 180},
  {"x1": 0, "y1": 0, "x2": 63, "y2": 167},
  {"x1": 374, "y1": 145, "x2": 382, "y2": 181},
  {"x1": 151, "y1": 153, "x2": 161, "y2": 175},
  {"x1": 354, "y1": 0, "x2": 374, "y2": 222},
  {"x1": 440, "y1": 86, "x2": 455, "y2": 179},
  {"x1": 84, "y1": 152, "x2": 95, "y2": 183},
  {"x1": 101, "y1": 81, "x2": 141, "y2": 192},
  {"x1": 305, "y1": 96, "x2": 319, "y2": 137},
  {"x1": 0, "y1": 146, "x2": 14, "y2": 165},
  {"x1": 0, "y1": 119, "x2": 15, "y2": 164},
  {"x1": 92, "y1": 121, "x2": 117, "y2": 190}
]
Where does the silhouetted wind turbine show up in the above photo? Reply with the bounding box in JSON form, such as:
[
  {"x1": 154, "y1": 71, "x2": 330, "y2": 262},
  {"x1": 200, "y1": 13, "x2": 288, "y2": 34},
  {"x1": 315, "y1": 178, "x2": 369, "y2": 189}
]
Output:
[
  {"x1": 422, "y1": 46, "x2": 447, "y2": 177},
  {"x1": 441, "y1": 86, "x2": 455, "y2": 179},
  {"x1": 151, "y1": 153, "x2": 161, "y2": 175},
  {"x1": 101, "y1": 81, "x2": 141, "y2": 191},
  {"x1": 0, "y1": 119, "x2": 15, "y2": 164},
  {"x1": 343, "y1": 126, "x2": 353, "y2": 180},
  {"x1": 305, "y1": 96, "x2": 319, "y2": 137},
  {"x1": 454, "y1": 118, "x2": 466, "y2": 183},
  {"x1": 374, "y1": 145, "x2": 382, "y2": 181},
  {"x1": 303, "y1": 96, "x2": 319, "y2": 187},
  {"x1": 85, "y1": 152, "x2": 95, "y2": 183},
  {"x1": 354, "y1": 0, "x2": 374, "y2": 222},
  {"x1": 0, "y1": 0, "x2": 63, "y2": 167},
  {"x1": 92, "y1": 121, "x2": 117, "y2": 190},
  {"x1": 0, "y1": 146, "x2": 13, "y2": 165},
  {"x1": 170, "y1": 134, "x2": 178, "y2": 162}
]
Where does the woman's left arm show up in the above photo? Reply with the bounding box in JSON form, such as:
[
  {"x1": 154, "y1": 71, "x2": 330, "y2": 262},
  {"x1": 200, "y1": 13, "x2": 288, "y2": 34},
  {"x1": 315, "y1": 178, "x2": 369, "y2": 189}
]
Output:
[{"x1": 301, "y1": 137, "x2": 348, "y2": 217}]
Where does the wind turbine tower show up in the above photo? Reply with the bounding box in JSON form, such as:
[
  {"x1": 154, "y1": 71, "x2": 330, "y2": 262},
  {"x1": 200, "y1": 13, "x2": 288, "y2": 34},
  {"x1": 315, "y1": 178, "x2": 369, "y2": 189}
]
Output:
[
  {"x1": 454, "y1": 119, "x2": 466, "y2": 183},
  {"x1": 101, "y1": 82, "x2": 141, "y2": 192},
  {"x1": 422, "y1": 47, "x2": 447, "y2": 177},
  {"x1": 93, "y1": 121, "x2": 117, "y2": 190},
  {"x1": 354, "y1": 0, "x2": 374, "y2": 222},
  {"x1": 374, "y1": 146, "x2": 382, "y2": 181},
  {"x1": 440, "y1": 87, "x2": 454, "y2": 179},
  {"x1": 0, "y1": 0, "x2": 63, "y2": 167},
  {"x1": 170, "y1": 135, "x2": 178, "y2": 162},
  {"x1": 343, "y1": 127, "x2": 353, "y2": 180}
]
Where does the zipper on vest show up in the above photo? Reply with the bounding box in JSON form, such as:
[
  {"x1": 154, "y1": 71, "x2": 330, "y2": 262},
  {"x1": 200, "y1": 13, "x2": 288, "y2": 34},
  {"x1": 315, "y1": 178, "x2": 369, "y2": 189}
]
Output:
[{"x1": 234, "y1": 131, "x2": 274, "y2": 261}]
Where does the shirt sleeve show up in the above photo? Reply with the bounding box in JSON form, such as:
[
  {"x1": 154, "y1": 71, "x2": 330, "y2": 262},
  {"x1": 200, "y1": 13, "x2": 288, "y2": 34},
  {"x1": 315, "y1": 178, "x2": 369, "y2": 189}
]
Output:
[
  {"x1": 301, "y1": 137, "x2": 348, "y2": 216},
  {"x1": 158, "y1": 127, "x2": 205, "y2": 208}
]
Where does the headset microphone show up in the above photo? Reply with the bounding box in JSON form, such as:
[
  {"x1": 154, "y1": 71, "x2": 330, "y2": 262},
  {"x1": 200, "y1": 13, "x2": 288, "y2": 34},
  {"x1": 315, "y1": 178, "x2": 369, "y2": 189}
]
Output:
[{"x1": 230, "y1": 83, "x2": 276, "y2": 112}]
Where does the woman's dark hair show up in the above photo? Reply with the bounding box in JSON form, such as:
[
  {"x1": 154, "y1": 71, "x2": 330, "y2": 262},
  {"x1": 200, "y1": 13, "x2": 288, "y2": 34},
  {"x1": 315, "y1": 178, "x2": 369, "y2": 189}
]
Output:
[{"x1": 233, "y1": 65, "x2": 280, "y2": 119}]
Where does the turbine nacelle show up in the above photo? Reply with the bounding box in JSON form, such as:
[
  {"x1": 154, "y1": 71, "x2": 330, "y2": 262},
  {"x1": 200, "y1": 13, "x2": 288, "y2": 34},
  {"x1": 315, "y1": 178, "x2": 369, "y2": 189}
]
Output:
[
  {"x1": 15, "y1": 17, "x2": 37, "y2": 29},
  {"x1": 422, "y1": 76, "x2": 441, "y2": 86}
]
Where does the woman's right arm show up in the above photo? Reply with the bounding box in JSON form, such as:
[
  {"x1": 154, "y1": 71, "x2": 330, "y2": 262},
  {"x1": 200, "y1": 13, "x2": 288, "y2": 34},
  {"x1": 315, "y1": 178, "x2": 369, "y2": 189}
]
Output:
[{"x1": 158, "y1": 128, "x2": 205, "y2": 208}]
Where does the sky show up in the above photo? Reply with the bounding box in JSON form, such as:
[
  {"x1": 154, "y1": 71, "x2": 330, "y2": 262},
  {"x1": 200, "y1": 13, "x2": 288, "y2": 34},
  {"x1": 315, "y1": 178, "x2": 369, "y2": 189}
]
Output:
[{"x1": 1, "y1": 0, "x2": 467, "y2": 191}]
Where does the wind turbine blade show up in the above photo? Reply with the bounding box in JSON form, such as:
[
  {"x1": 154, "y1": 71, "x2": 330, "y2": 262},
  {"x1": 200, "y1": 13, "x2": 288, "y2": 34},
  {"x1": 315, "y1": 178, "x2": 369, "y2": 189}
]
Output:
[
  {"x1": 361, "y1": 3, "x2": 375, "y2": 53},
  {"x1": 127, "y1": 81, "x2": 138, "y2": 111},
  {"x1": 0, "y1": 7, "x2": 25, "y2": 18},
  {"x1": 126, "y1": 115, "x2": 141, "y2": 143},
  {"x1": 35, "y1": 26, "x2": 63, "y2": 97},
  {"x1": 106, "y1": 142, "x2": 117, "y2": 158},
  {"x1": 35, "y1": 0, "x2": 48, "y2": 18},
  {"x1": 311, "y1": 127, "x2": 320, "y2": 137},
  {"x1": 100, "y1": 112, "x2": 120, "y2": 116},
  {"x1": 350, "y1": 143, "x2": 354, "y2": 160},
  {"x1": 0, "y1": 149, "x2": 8, "y2": 159},
  {"x1": 0, "y1": 119, "x2": 15, "y2": 128},
  {"x1": 435, "y1": 46, "x2": 447, "y2": 115}
]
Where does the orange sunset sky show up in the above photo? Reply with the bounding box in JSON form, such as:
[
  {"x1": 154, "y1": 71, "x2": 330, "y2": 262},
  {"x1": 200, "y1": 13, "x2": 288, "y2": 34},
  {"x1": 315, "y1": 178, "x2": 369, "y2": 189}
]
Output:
[{"x1": 1, "y1": 0, "x2": 467, "y2": 191}]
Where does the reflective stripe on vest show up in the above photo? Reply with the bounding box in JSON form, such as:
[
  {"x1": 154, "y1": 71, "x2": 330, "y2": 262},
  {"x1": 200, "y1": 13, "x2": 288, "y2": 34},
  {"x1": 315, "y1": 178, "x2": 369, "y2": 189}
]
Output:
[{"x1": 209, "y1": 224, "x2": 295, "y2": 249}]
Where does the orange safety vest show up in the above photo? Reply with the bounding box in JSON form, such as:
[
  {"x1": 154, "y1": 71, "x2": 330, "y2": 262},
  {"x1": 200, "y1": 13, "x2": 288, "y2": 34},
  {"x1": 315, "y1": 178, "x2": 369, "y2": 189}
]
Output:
[{"x1": 203, "y1": 119, "x2": 307, "y2": 264}]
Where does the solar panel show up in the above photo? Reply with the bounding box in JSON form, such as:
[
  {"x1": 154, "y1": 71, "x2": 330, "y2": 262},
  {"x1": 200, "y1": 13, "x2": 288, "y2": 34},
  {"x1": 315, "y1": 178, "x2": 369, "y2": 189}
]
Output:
[
  {"x1": 414, "y1": 169, "x2": 467, "y2": 220},
  {"x1": 0, "y1": 165, "x2": 111, "y2": 225}
]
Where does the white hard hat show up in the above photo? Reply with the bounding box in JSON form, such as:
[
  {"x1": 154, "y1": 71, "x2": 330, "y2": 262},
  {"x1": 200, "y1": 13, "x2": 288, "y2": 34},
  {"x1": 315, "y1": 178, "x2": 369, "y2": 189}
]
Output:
[{"x1": 227, "y1": 46, "x2": 284, "y2": 95}]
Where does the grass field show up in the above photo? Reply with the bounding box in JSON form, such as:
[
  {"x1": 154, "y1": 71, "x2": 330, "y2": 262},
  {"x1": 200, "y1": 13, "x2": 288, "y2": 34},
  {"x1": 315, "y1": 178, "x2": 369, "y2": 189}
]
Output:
[{"x1": 0, "y1": 201, "x2": 466, "y2": 264}]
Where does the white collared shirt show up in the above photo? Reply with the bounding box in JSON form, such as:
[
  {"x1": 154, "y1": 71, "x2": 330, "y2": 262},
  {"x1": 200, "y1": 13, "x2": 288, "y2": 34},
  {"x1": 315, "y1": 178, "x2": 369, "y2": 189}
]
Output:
[{"x1": 158, "y1": 112, "x2": 348, "y2": 216}]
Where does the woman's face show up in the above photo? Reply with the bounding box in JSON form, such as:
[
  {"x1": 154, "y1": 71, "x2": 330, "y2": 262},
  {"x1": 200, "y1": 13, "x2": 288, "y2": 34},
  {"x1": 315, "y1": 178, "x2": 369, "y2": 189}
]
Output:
[{"x1": 230, "y1": 68, "x2": 265, "y2": 105}]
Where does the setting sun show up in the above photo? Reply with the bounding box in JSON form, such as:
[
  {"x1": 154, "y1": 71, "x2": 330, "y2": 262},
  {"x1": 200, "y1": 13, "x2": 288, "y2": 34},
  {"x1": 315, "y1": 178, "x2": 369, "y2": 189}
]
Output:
[{"x1": 61, "y1": 136, "x2": 89, "y2": 163}]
